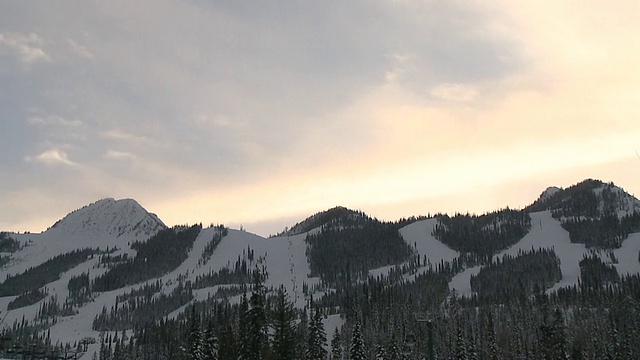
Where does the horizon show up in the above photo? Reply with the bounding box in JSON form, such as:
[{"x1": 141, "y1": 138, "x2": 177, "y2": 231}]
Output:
[
  {"x1": 6, "y1": 176, "x2": 639, "y2": 238},
  {"x1": 2, "y1": 1, "x2": 640, "y2": 237}
]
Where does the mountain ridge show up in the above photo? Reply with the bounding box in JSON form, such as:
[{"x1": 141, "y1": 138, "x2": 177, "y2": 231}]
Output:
[
  {"x1": 1, "y1": 178, "x2": 640, "y2": 358},
  {"x1": 47, "y1": 198, "x2": 166, "y2": 239}
]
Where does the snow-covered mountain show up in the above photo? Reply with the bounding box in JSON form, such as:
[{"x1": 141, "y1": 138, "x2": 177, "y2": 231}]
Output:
[
  {"x1": 1, "y1": 198, "x2": 165, "y2": 278},
  {"x1": 528, "y1": 178, "x2": 640, "y2": 219},
  {"x1": 48, "y1": 198, "x2": 166, "y2": 240},
  {"x1": 1, "y1": 180, "x2": 639, "y2": 359}
]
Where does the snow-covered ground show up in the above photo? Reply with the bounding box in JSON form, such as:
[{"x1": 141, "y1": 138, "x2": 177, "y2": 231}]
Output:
[
  {"x1": 449, "y1": 266, "x2": 481, "y2": 296},
  {"x1": 498, "y1": 211, "x2": 590, "y2": 293},
  {"x1": 447, "y1": 210, "x2": 640, "y2": 296},
  {"x1": 400, "y1": 218, "x2": 459, "y2": 267},
  {"x1": 2, "y1": 196, "x2": 639, "y2": 353},
  {"x1": 612, "y1": 232, "x2": 640, "y2": 275},
  {"x1": 368, "y1": 218, "x2": 460, "y2": 280}
]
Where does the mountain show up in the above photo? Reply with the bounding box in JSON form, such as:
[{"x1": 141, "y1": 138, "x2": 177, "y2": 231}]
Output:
[
  {"x1": 0, "y1": 198, "x2": 166, "y2": 281},
  {"x1": 48, "y1": 198, "x2": 166, "y2": 240},
  {"x1": 1, "y1": 180, "x2": 640, "y2": 359},
  {"x1": 526, "y1": 179, "x2": 640, "y2": 248},
  {"x1": 527, "y1": 178, "x2": 640, "y2": 218},
  {"x1": 278, "y1": 206, "x2": 367, "y2": 236}
]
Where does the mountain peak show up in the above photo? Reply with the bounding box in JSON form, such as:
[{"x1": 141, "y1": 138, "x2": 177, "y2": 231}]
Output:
[
  {"x1": 538, "y1": 186, "x2": 562, "y2": 202},
  {"x1": 280, "y1": 206, "x2": 366, "y2": 236},
  {"x1": 527, "y1": 179, "x2": 640, "y2": 218},
  {"x1": 48, "y1": 198, "x2": 166, "y2": 240}
]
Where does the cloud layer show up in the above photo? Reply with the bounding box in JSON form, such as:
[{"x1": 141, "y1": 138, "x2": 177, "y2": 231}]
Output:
[{"x1": 1, "y1": 1, "x2": 639, "y2": 235}]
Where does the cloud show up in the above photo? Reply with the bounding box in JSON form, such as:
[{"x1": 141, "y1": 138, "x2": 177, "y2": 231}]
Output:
[
  {"x1": 104, "y1": 150, "x2": 136, "y2": 160},
  {"x1": 430, "y1": 83, "x2": 479, "y2": 102},
  {"x1": 0, "y1": 32, "x2": 51, "y2": 64},
  {"x1": 27, "y1": 115, "x2": 83, "y2": 127},
  {"x1": 101, "y1": 130, "x2": 151, "y2": 143},
  {"x1": 25, "y1": 149, "x2": 77, "y2": 167},
  {"x1": 2, "y1": 1, "x2": 640, "y2": 236},
  {"x1": 384, "y1": 53, "x2": 414, "y2": 83},
  {"x1": 67, "y1": 39, "x2": 93, "y2": 58}
]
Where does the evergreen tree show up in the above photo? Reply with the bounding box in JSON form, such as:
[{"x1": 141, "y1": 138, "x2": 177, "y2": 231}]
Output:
[
  {"x1": 272, "y1": 286, "x2": 296, "y2": 360},
  {"x1": 455, "y1": 327, "x2": 467, "y2": 360},
  {"x1": 374, "y1": 343, "x2": 387, "y2": 360},
  {"x1": 203, "y1": 319, "x2": 219, "y2": 360},
  {"x1": 350, "y1": 321, "x2": 366, "y2": 360},
  {"x1": 185, "y1": 306, "x2": 204, "y2": 360},
  {"x1": 238, "y1": 292, "x2": 250, "y2": 360},
  {"x1": 387, "y1": 338, "x2": 402, "y2": 360},
  {"x1": 297, "y1": 308, "x2": 309, "y2": 360},
  {"x1": 218, "y1": 322, "x2": 237, "y2": 360},
  {"x1": 331, "y1": 327, "x2": 343, "y2": 360},
  {"x1": 486, "y1": 314, "x2": 499, "y2": 360},
  {"x1": 551, "y1": 308, "x2": 570, "y2": 360},
  {"x1": 246, "y1": 269, "x2": 269, "y2": 360},
  {"x1": 307, "y1": 307, "x2": 328, "y2": 360}
]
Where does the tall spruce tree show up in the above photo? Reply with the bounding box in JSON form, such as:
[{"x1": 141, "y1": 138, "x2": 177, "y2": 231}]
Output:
[
  {"x1": 272, "y1": 286, "x2": 296, "y2": 360},
  {"x1": 202, "y1": 319, "x2": 219, "y2": 360},
  {"x1": 331, "y1": 327, "x2": 343, "y2": 360},
  {"x1": 185, "y1": 306, "x2": 204, "y2": 360},
  {"x1": 307, "y1": 307, "x2": 328, "y2": 360},
  {"x1": 350, "y1": 321, "x2": 366, "y2": 360},
  {"x1": 218, "y1": 322, "x2": 237, "y2": 360},
  {"x1": 455, "y1": 327, "x2": 467, "y2": 360},
  {"x1": 238, "y1": 292, "x2": 250, "y2": 360},
  {"x1": 246, "y1": 269, "x2": 269, "y2": 360},
  {"x1": 374, "y1": 343, "x2": 387, "y2": 360}
]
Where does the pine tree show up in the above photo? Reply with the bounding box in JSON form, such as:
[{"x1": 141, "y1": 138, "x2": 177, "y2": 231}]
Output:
[
  {"x1": 297, "y1": 308, "x2": 309, "y2": 360},
  {"x1": 246, "y1": 269, "x2": 269, "y2": 360},
  {"x1": 551, "y1": 308, "x2": 569, "y2": 360},
  {"x1": 218, "y1": 322, "x2": 237, "y2": 360},
  {"x1": 387, "y1": 338, "x2": 402, "y2": 360},
  {"x1": 350, "y1": 321, "x2": 366, "y2": 360},
  {"x1": 331, "y1": 327, "x2": 343, "y2": 360},
  {"x1": 455, "y1": 327, "x2": 467, "y2": 360},
  {"x1": 374, "y1": 343, "x2": 387, "y2": 360},
  {"x1": 486, "y1": 314, "x2": 499, "y2": 360},
  {"x1": 238, "y1": 292, "x2": 250, "y2": 360},
  {"x1": 185, "y1": 306, "x2": 204, "y2": 360},
  {"x1": 202, "y1": 319, "x2": 219, "y2": 360},
  {"x1": 307, "y1": 307, "x2": 328, "y2": 360},
  {"x1": 272, "y1": 286, "x2": 296, "y2": 360}
]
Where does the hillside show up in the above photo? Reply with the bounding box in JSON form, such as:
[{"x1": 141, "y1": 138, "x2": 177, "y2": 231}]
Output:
[{"x1": 0, "y1": 179, "x2": 639, "y2": 359}]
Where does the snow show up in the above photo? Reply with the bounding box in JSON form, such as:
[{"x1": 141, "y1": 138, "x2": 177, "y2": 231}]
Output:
[
  {"x1": 496, "y1": 211, "x2": 590, "y2": 292},
  {"x1": 457, "y1": 210, "x2": 590, "y2": 295},
  {"x1": 448, "y1": 211, "x2": 640, "y2": 297},
  {"x1": 539, "y1": 186, "x2": 562, "y2": 202},
  {"x1": 612, "y1": 232, "x2": 640, "y2": 275},
  {"x1": 449, "y1": 266, "x2": 481, "y2": 296},
  {"x1": 47, "y1": 198, "x2": 165, "y2": 239},
  {"x1": 2, "y1": 197, "x2": 640, "y2": 351},
  {"x1": 0, "y1": 198, "x2": 166, "y2": 347},
  {"x1": 400, "y1": 218, "x2": 459, "y2": 266},
  {"x1": 5, "y1": 198, "x2": 163, "y2": 278},
  {"x1": 367, "y1": 218, "x2": 459, "y2": 281}
]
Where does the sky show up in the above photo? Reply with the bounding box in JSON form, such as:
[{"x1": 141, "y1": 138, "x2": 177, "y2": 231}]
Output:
[{"x1": 1, "y1": 1, "x2": 640, "y2": 237}]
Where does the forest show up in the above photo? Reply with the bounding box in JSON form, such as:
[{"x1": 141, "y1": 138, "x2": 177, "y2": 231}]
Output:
[{"x1": 1, "y1": 180, "x2": 640, "y2": 359}]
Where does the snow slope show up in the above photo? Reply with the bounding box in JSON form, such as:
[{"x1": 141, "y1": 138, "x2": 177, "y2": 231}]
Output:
[
  {"x1": 2, "y1": 189, "x2": 639, "y2": 356},
  {"x1": 448, "y1": 210, "x2": 640, "y2": 296},
  {"x1": 4, "y1": 198, "x2": 165, "y2": 277},
  {"x1": 400, "y1": 218, "x2": 459, "y2": 267},
  {"x1": 0, "y1": 199, "x2": 166, "y2": 350},
  {"x1": 496, "y1": 211, "x2": 589, "y2": 292}
]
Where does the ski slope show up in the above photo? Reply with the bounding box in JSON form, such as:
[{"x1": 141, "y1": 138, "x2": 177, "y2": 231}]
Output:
[{"x1": 447, "y1": 210, "x2": 640, "y2": 296}]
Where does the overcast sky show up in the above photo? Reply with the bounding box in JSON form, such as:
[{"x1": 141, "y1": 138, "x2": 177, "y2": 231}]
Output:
[{"x1": 2, "y1": 1, "x2": 639, "y2": 236}]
